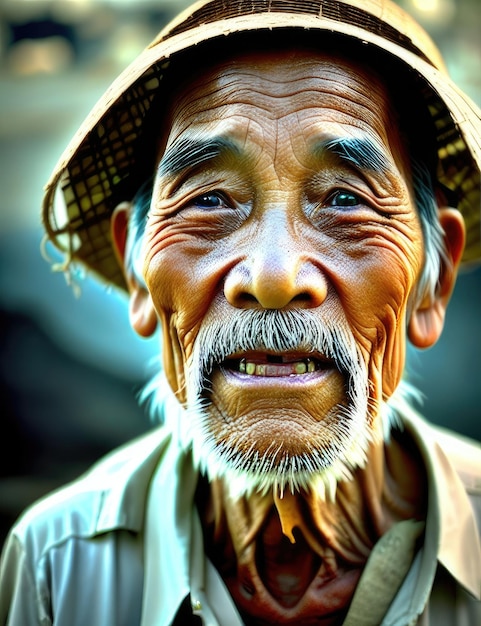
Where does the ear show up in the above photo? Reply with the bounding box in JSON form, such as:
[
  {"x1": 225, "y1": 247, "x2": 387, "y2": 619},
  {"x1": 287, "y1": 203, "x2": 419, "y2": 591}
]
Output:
[
  {"x1": 111, "y1": 202, "x2": 158, "y2": 338},
  {"x1": 408, "y1": 207, "x2": 465, "y2": 349}
]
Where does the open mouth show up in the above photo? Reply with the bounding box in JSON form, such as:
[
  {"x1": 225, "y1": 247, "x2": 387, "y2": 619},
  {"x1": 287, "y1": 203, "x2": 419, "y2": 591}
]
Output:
[{"x1": 222, "y1": 352, "x2": 332, "y2": 377}]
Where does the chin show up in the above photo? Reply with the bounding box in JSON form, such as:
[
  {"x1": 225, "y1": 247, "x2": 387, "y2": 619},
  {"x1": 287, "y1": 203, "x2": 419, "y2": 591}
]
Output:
[
  {"x1": 180, "y1": 393, "x2": 375, "y2": 501},
  {"x1": 174, "y1": 306, "x2": 378, "y2": 499}
]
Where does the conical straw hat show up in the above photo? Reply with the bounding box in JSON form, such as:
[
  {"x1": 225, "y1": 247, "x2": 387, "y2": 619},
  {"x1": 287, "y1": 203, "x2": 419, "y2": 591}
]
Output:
[{"x1": 42, "y1": 0, "x2": 481, "y2": 290}]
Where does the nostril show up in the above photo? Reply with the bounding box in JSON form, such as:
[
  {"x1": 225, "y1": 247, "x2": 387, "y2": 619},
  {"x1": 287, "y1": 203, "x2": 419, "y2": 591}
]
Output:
[
  {"x1": 235, "y1": 292, "x2": 259, "y2": 307},
  {"x1": 224, "y1": 271, "x2": 261, "y2": 308},
  {"x1": 292, "y1": 291, "x2": 312, "y2": 303}
]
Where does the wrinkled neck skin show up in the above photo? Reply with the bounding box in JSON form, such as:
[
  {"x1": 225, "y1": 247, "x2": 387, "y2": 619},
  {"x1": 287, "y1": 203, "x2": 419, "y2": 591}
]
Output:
[{"x1": 196, "y1": 431, "x2": 427, "y2": 625}]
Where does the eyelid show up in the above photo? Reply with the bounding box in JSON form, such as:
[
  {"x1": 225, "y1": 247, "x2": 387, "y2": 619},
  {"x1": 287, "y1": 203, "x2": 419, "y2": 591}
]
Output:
[
  {"x1": 192, "y1": 190, "x2": 231, "y2": 209},
  {"x1": 327, "y1": 189, "x2": 361, "y2": 206},
  {"x1": 324, "y1": 187, "x2": 372, "y2": 209},
  {"x1": 181, "y1": 188, "x2": 253, "y2": 218},
  {"x1": 304, "y1": 185, "x2": 382, "y2": 223},
  {"x1": 324, "y1": 187, "x2": 394, "y2": 220}
]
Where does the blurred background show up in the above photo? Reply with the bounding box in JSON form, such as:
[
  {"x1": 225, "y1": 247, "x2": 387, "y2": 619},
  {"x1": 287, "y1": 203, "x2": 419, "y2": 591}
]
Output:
[{"x1": 0, "y1": 0, "x2": 480, "y2": 545}]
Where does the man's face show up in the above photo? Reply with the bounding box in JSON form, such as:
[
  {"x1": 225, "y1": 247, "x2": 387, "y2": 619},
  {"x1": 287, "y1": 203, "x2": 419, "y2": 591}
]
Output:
[{"x1": 140, "y1": 49, "x2": 425, "y2": 493}]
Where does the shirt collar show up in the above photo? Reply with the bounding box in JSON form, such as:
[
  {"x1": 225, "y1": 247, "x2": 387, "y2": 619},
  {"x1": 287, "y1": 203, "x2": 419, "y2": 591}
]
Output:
[
  {"x1": 401, "y1": 407, "x2": 481, "y2": 600},
  {"x1": 91, "y1": 394, "x2": 481, "y2": 615},
  {"x1": 140, "y1": 427, "x2": 199, "y2": 626},
  {"x1": 93, "y1": 425, "x2": 172, "y2": 534}
]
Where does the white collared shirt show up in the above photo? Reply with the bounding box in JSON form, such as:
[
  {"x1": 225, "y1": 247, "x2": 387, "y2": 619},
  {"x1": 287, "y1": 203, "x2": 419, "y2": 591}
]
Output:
[{"x1": 1, "y1": 406, "x2": 480, "y2": 625}]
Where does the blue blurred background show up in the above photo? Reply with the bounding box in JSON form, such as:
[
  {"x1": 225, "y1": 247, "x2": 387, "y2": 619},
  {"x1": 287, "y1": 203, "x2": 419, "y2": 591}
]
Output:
[{"x1": 1, "y1": 0, "x2": 480, "y2": 544}]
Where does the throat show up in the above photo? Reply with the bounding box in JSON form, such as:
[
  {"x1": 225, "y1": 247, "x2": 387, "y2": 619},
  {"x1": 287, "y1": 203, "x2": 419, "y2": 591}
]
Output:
[
  {"x1": 194, "y1": 429, "x2": 428, "y2": 624},
  {"x1": 196, "y1": 479, "x2": 368, "y2": 624},
  {"x1": 255, "y1": 508, "x2": 332, "y2": 608}
]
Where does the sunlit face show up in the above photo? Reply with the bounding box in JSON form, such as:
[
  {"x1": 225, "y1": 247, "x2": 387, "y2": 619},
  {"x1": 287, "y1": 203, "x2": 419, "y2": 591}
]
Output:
[{"x1": 140, "y1": 49, "x2": 425, "y2": 495}]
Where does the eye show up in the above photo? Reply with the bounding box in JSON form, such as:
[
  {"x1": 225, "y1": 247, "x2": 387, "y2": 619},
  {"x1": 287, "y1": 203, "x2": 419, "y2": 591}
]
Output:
[
  {"x1": 328, "y1": 190, "x2": 362, "y2": 208},
  {"x1": 192, "y1": 192, "x2": 229, "y2": 210}
]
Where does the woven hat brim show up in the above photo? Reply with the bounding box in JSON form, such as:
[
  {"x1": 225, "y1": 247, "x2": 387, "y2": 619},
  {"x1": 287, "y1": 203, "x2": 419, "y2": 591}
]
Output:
[{"x1": 42, "y1": 8, "x2": 481, "y2": 291}]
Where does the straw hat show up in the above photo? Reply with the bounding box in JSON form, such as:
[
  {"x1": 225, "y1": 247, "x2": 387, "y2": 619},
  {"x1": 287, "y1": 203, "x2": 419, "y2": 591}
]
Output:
[{"x1": 42, "y1": 0, "x2": 481, "y2": 290}]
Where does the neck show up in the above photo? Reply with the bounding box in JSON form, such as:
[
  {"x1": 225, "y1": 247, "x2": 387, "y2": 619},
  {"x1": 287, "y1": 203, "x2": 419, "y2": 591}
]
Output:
[{"x1": 196, "y1": 429, "x2": 427, "y2": 625}]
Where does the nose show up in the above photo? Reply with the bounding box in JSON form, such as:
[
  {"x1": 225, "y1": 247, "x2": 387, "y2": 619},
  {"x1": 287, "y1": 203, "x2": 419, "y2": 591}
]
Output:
[{"x1": 224, "y1": 214, "x2": 327, "y2": 310}]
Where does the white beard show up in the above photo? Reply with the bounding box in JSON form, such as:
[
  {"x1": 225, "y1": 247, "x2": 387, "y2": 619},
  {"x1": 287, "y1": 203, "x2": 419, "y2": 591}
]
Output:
[{"x1": 167, "y1": 307, "x2": 379, "y2": 501}]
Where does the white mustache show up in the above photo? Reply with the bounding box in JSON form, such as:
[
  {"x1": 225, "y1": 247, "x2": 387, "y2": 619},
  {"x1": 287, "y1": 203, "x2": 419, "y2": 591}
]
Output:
[
  {"x1": 180, "y1": 307, "x2": 372, "y2": 497},
  {"x1": 187, "y1": 308, "x2": 365, "y2": 399}
]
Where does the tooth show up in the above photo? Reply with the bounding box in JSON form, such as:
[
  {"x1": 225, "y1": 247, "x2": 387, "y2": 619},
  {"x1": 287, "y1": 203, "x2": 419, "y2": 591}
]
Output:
[
  {"x1": 239, "y1": 358, "x2": 315, "y2": 376},
  {"x1": 295, "y1": 362, "x2": 307, "y2": 374}
]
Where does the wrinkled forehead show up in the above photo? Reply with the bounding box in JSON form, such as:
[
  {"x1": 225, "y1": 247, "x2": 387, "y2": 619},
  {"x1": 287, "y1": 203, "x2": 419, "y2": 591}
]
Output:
[
  {"x1": 157, "y1": 47, "x2": 404, "y2": 169},
  {"x1": 166, "y1": 46, "x2": 393, "y2": 122}
]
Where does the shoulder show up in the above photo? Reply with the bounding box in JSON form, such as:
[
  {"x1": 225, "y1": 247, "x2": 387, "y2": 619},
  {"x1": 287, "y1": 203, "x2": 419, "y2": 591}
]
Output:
[
  {"x1": 400, "y1": 404, "x2": 481, "y2": 494},
  {"x1": 429, "y1": 425, "x2": 481, "y2": 496},
  {"x1": 7, "y1": 426, "x2": 172, "y2": 561},
  {"x1": 0, "y1": 427, "x2": 173, "y2": 624},
  {"x1": 400, "y1": 407, "x2": 481, "y2": 540}
]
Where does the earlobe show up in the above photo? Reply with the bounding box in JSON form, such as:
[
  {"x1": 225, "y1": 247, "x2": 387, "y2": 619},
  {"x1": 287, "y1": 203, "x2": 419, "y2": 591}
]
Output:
[
  {"x1": 111, "y1": 202, "x2": 158, "y2": 338},
  {"x1": 128, "y1": 288, "x2": 158, "y2": 338},
  {"x1": 408, "y1": 299, "x2": 446, "y2": 349},
  {"x1": 408, "y1": 207, "x2": 465, "y2": 349}
]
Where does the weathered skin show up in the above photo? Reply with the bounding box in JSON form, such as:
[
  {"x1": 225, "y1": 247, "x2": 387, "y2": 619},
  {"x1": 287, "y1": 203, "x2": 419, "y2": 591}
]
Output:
[{"x1": 111, "y1": 49, "x2": 464, "y2": 624}]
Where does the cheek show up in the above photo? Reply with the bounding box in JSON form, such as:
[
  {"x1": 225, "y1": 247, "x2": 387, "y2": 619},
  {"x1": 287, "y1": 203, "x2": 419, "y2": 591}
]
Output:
[
  {"x1": 142, "y1": 221, "x2": 224, "y2": 366},
  {"x1": 142, "y1": 216, "x2": 197, "y2": 308},
  {"x1": 339, "y1": 242, "x2": 422, "y2": 401}
]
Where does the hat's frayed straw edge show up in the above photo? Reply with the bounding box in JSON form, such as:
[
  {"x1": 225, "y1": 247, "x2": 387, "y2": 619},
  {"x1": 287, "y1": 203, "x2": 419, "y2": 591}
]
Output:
[{"x1": 40, "y1": 231, "x2": 85, "y2": 298}]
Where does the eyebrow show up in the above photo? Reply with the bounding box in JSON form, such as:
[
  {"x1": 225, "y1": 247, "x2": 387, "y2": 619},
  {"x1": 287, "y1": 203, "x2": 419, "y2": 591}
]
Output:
[
  {"x1": 156, "y1": 133, "x2": 392, "y2": 184},
  {"x1": 157, "y1": 134, "x2": 242, "y2": 179},
  {"x1": 313, "y1": 136, "x2": 391, "y2": 175}
]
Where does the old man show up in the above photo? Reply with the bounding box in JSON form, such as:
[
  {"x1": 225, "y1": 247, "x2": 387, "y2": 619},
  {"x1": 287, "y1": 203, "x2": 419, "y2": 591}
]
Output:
[{"x1": 1, "y1": 0, "x2": 480, "y2": 624}]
